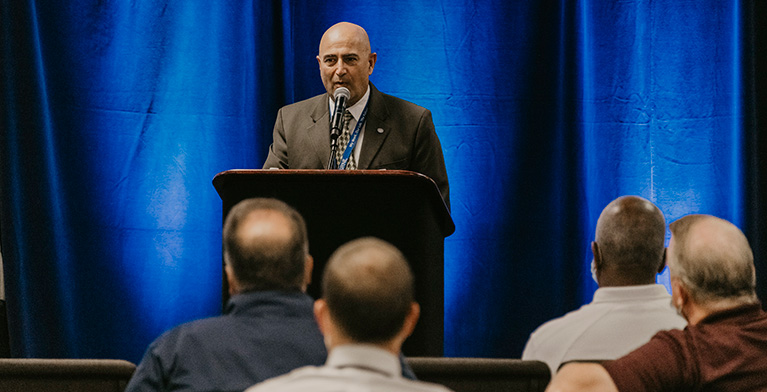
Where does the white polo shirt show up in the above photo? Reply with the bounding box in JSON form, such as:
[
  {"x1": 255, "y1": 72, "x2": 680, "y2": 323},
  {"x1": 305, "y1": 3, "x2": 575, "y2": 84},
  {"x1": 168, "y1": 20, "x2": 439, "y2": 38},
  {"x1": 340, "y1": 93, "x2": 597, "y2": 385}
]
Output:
[{"x1": 522, "y1": 284, "x2": 687, "y2": 376}]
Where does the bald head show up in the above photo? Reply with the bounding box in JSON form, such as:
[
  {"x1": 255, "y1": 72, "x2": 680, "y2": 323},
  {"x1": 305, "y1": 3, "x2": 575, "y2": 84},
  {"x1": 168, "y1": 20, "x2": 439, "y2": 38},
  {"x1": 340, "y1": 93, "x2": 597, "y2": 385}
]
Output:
[
  {"x1": 223, "y1": 198, "x2": 309, "y2": 293},
  {"x1": 322, "y1": 237, "x2": 415, "y2": 344},
  {"x1": 668, "y1": 215, "x2": 757, "y2": 305},
  {"x1": 317, "y1": 22, "x2": 377, "y2": 106},
  {"x1": 593, "y1": 196, "x2": 666, "y2": 285},
  {"x1": 319, "y1": 22, "x2": 371, "y2": 54}
]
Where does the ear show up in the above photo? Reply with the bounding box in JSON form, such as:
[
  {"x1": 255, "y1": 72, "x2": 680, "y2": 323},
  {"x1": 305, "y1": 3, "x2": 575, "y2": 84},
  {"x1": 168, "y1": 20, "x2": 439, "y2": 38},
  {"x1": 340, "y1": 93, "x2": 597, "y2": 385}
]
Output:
[
  {"x1": 225, "y1": 263, "x2": 239, "y2": 296},
  {"x1": 591, "y1": 241, "x2": 601, "y2": 268},
  {"x1": 658, "y1": 248, "x2": 668, "y2": 274},
  {"x1": 303, "y1": 254, "x2": 314, "y2": 291},
  {"x1": 670, "y1": 277, "x2": 688, "y2": 309},
  {"x1": 317, "y1": 55, "x2": 322, "y2": 68},
  {"x1": 368, "y1": 52, "x2": 377, "y2": 75},
  {"x1": 313, "y1": 299, "x2": 330, "y2": 336},
  {"x1": 400, "y1": 303, "x2": 421, "y2": 339}
]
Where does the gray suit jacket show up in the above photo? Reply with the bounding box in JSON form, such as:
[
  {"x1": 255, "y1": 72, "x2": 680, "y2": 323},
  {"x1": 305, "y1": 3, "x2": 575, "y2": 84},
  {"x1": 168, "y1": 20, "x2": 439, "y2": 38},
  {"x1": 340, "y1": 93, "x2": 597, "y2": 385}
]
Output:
[{"x1": 263, "y1": 83, "x2": 450, "y2": 208}]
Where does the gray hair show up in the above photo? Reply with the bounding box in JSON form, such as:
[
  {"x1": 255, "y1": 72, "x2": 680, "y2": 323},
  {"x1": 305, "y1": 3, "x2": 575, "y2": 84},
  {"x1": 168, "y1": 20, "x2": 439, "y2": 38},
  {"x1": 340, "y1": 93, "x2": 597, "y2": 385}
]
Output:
[{"x1": 668, "y1": 214, "x2": 757, "y2": 305}]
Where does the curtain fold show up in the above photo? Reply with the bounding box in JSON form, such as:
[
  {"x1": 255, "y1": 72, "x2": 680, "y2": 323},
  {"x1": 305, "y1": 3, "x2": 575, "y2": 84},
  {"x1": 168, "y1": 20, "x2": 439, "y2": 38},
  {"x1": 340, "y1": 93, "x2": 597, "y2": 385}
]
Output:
[
  {"x1": 745, "y1": 0, "x2": 767, "y2": 305},
  {"x1": 0, "y1": 0, "x2": 753, "y2": 361}
]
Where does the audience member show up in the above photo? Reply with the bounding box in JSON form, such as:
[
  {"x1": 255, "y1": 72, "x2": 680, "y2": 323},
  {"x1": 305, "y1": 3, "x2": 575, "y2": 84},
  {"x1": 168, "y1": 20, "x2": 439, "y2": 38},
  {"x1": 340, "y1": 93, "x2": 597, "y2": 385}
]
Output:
[
  {"x1": 245, "y1": 237, "x2": 452, "y2": 392},
  {"x1": 522, "y1": 196, "x2": 686, "y2": 374},
  {"x1": 126, "y1": 198, "x2": 325, "y2": 392},
  {"x1": 547, "y1": 214, "x2": 767, "y2": 391}
]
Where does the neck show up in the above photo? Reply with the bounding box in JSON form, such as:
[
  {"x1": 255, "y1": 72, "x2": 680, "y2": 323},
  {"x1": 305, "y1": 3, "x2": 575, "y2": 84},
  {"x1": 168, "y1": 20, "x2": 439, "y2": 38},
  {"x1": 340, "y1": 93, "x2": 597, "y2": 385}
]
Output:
[
  {"x1": 342, "y1": 84, "x2": 371, "y2": 109},
  {"x1": 328, "y1": 335, "x2": 400, "y2": 356},
  {"x1": 684, "y1": 305, "x2": 708, "y2": 325},
  {"x1": 346, "y1": 97, "x2": 361, "y2": 107},
  {"x1": 596, "y1": 265, "x2": 657, "y2": 287},
  {"x1": 685, "y1": 298, "x2": 755, "y2": 325},
  {"x1": 598, "y1": 275, "x2": 655, "y2": 287}
]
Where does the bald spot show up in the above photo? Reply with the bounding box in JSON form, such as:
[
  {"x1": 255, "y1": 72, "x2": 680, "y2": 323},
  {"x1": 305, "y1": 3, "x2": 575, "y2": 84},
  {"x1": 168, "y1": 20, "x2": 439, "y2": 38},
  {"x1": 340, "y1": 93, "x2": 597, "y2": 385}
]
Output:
[
  {"x1": 685, "y1": 217, "x2": 751, "y2": 264},
  {"x1": 683, "y1": 216, "x2": 755, "y2": 293},
  {"x1": 318, "y1": 22, "x2": 371, "y2": 55},
  {"x1": 326, "y1": 239, "x2": 411, "y2": 295},
  {"x1": 237, "y1": 209, "x2": 293, "y2": 252},
  {"x1": 596, "y1": 196, "x2": 663, "y2": 240}
]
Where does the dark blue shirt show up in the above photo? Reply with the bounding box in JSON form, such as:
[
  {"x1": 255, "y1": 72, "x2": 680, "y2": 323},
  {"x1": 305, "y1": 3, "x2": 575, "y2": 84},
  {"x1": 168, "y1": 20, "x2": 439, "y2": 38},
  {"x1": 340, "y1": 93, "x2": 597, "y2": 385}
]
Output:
[{"x1": 125, "y1": 291, "x2": 327, "y2": 392}]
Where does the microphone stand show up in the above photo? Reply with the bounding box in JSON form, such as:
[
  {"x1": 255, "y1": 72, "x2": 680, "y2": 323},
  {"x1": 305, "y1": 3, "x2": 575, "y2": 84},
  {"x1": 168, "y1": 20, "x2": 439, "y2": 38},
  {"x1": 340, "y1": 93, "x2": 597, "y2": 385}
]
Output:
[{"x1": 327, "y1": 135, "x2": 340, "y2": 169}]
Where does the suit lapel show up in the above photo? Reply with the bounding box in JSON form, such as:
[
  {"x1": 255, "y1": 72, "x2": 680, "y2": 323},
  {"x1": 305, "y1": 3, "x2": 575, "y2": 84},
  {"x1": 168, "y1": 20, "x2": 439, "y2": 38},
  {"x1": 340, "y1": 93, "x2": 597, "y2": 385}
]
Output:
[
  {"x1": 308, "y1": 94, "x2": 331, "y2": 167},
  {"x1": 358, "y1": 84, "x2": 391, "y2": 169}
]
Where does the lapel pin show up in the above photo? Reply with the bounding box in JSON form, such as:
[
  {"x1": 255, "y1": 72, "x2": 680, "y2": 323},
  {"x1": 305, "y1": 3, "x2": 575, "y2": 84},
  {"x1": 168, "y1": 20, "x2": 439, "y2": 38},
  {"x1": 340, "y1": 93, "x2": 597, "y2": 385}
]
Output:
[{"x1": 377, "y1": 128, "x2": 384, "y2": 134}]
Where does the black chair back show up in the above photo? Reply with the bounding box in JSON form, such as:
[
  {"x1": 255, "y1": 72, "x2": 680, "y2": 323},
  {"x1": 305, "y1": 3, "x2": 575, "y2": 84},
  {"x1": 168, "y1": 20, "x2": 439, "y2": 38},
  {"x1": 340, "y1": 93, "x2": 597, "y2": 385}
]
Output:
[
  {"x1": 407, "y1": 357, "x2": 550, "y2": 392},
  {"x1": 0, "y1": 358, "x2": 136, "y2": 392}
]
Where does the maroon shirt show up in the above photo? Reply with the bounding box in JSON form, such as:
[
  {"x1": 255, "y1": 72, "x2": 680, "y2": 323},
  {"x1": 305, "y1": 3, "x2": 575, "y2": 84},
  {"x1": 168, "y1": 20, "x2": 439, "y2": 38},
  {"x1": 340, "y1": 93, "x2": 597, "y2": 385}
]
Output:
[{"x1": 603, "y1": 303, "x2": 767, "y2": 391}]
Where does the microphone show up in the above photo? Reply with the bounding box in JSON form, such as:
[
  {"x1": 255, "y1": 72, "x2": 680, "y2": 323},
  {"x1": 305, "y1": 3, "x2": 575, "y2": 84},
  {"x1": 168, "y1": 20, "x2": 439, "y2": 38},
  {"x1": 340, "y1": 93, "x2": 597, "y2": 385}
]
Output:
[
  {"x1": 327, "y1": 87, "x2": 350, "y2": 169},
  {"x1": 330, "y1": 87, "x2": 350, "y2": 142}
]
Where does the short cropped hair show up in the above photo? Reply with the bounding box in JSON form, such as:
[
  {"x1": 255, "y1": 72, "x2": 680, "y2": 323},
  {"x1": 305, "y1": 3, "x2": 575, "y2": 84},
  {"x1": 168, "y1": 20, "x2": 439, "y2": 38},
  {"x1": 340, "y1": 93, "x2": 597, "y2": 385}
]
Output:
[
  {"x1": 322, "y1": 237, "x2": 414, "y2": 343},
  {"x1": 669, "y1": 214, "x2": 757, "y2": 305},
  {"x1": 223, "y1": 198, "x2": 308, "y2": 292},
  {"x1": 595, "y1": 196, "x2": 666, "y2": 280}
]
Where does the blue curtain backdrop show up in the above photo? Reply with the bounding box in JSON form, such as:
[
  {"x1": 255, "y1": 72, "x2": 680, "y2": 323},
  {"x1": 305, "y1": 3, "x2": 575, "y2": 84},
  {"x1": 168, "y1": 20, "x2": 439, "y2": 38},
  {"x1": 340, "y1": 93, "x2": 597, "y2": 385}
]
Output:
[{"x1": 0, "y1": 0, "x2": 754, "y2": 362}]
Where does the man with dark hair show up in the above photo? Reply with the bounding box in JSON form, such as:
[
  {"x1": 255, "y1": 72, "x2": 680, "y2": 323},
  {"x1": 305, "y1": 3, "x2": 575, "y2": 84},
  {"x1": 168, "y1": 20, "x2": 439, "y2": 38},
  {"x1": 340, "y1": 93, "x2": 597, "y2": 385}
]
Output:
[
  {"x1": 547, "y1": 214, "x2": 767, "y2": 391},
  {"x1": 246, "y1": 237, "x2": 452, "y2": 392},
  {"x1": 126, "y1": 198, "x2": 326, "y2": 392},
  {"x1": 321, "y1": 236, "x2": 415, "y2": 344},
  {"x1": 522, "y1": 196, "x2": 686, "y2": 375},
  {"x1": 222, "y1": 198, "x2": 310, "y2": 293}
]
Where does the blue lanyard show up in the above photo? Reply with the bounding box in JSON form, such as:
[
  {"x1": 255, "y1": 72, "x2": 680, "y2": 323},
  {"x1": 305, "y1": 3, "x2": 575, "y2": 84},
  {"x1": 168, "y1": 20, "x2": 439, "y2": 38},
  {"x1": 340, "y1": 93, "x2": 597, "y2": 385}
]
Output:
[{"x1": 338, "y1": 102, "x2": 369, "y2": 170}]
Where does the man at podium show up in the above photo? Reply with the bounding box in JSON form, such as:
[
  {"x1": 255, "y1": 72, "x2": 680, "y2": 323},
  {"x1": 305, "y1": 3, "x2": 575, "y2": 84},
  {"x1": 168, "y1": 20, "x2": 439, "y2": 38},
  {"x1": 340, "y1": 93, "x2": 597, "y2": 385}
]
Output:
[{"x1": 262, "y1": 22, "x2": 450, "y2": 208}]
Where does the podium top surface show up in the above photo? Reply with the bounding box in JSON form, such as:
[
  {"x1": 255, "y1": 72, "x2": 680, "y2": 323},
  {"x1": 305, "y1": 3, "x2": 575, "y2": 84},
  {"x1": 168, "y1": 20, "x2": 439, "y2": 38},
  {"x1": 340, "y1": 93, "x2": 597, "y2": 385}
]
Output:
[{"x1": 213, "y1": 169, "x2": 455, "y2": 236}]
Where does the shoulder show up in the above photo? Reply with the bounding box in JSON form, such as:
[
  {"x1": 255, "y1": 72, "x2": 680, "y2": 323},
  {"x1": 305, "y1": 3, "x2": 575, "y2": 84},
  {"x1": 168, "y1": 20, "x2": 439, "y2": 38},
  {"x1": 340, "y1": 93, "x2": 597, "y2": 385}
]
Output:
[
  {"x1": 148, "y1": 315, "x2": 229, "y2": 353},
  {"x1": 129, "y1": 317, "x2": 229, "y2": 389},
  {"x1": 404, "y1": 379, "x2": 455, "y2": 392},
  {"x1": 373, "y1": 88, "x2": 429, "y2": 115},
  {"x1": 244, "y1": 366, "x2": 322, "y2": 392},
  {"x1": 280, "y1": 93, "x2": 326, "y2": 112},
  {"x1": 246, "y1": 369, "x2": 454, "y2": 392},
  {"x1": 601, "y1": 329, "x2": 692, "y2": 389},
  {"x1": 524, "y1": 300, "x2": 624, "y2": 355},
  {"x1": 529, "y1": 304, "x2": 595, "y2": 337}
]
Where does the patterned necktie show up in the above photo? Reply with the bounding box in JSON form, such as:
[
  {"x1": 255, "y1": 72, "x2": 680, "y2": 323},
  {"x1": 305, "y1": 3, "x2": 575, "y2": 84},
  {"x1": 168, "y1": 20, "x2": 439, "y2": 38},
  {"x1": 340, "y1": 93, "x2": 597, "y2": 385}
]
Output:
[{"x1": 335, "y1": 110, "x2": 356, "y2": 170}]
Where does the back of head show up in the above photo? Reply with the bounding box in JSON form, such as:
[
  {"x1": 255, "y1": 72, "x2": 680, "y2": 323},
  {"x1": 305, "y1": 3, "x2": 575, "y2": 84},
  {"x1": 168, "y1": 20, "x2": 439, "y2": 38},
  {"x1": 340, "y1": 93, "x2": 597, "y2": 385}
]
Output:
[
  {"x1": 223, "y1": 198, "x2": 308, "y2": 292},
  {"x1": 322, "y1": 237, "x2": 414, "y2": 344},
  {"x1": 594, "y1": 196, "x2": 666, "y2": 284},
  {"x1": 668, "y1": 214, "x2": 757, "y2": 305}
]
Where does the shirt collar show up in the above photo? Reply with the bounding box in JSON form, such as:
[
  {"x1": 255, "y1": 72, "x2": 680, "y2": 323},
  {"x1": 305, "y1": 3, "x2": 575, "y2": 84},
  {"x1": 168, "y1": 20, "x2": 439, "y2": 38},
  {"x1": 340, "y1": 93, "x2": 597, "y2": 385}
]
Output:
[
  {"x1": 325, "y1": 344, "x2": 401, "y2": 378},
  {"x1": 224, "y1": 290, "x2": 313, "y2": 317},
  {"x1": 328, "y1": 85, "x2": 371, "y2": 121},
  {"x1": 698, "y1": 302, "x2": 764, "y2": 325},
  {"x1": 592, "y1": 284, "x2": 672, "y2": 303}
]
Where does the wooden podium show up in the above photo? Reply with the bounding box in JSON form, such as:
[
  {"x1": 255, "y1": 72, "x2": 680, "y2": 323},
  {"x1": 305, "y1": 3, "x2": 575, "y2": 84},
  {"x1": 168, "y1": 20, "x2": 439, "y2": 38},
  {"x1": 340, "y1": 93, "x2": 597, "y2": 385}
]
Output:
[{"x1": 213, "y1": 169, "x2": 454, "y2": 356}]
